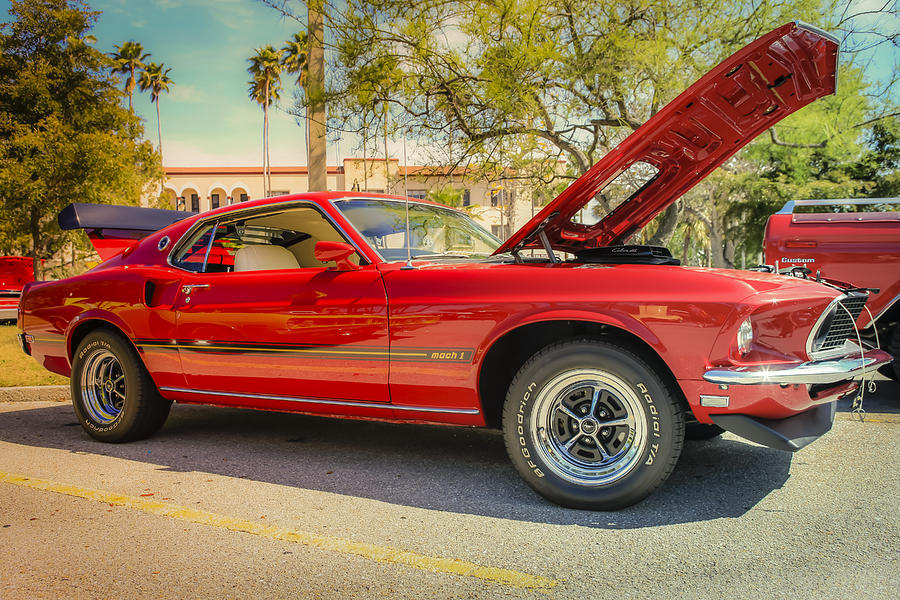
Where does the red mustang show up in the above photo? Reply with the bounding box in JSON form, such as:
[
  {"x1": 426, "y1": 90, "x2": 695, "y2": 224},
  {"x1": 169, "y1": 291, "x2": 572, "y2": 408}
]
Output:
[{"x1": 17, "y1": 23, "x2": 892, "y2": 509}]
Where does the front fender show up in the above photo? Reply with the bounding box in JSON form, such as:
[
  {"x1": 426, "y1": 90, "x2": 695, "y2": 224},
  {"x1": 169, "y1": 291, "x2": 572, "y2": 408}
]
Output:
[{"x1": 476, "y1": 307, "x2": 667, "y2": 365}]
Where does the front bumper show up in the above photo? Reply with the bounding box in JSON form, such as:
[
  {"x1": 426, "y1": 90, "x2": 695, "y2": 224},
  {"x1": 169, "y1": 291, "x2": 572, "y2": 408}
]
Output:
[
  {"x1": 0, "y1": 307, "x2": 18, "y2": 321},
  {"x1": 703, "y1": 349, "x2": 892, "y2": 386}
]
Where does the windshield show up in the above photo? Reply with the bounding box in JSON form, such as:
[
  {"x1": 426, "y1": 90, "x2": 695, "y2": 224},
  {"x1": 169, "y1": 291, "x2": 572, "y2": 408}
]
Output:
[{"x1": 334, "y1": 198, "x2": 502, "y2": 260}]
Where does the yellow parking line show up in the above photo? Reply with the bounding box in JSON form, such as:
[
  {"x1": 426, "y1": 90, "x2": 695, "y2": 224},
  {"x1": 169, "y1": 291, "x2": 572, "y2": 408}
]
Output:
[
  {"x1": 836, "y1": 413, "x2": 900, "y2": 424},
  {"x1": 0, "y1": 472, "x2": 556, "y2": 591}
]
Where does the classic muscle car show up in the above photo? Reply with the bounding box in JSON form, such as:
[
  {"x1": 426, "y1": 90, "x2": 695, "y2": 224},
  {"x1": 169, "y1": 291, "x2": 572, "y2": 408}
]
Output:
[
  {"x1": 17, "y1": 23, "x2": 893, "y2": 509},
  {"x1": 765, "y1": 198, "x2": 900, "y2": 378}
]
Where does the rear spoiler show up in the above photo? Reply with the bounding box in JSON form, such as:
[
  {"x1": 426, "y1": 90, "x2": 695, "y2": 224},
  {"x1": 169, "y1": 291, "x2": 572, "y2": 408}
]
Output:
[{"x1": 59, "y1": 203, "x2": 193, "y2": 261}]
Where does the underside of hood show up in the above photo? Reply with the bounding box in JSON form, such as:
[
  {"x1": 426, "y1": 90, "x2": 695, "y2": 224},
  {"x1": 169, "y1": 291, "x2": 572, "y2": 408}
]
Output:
[{"x1": 496, "y1": 22, "x2": 839, "y2": 256}]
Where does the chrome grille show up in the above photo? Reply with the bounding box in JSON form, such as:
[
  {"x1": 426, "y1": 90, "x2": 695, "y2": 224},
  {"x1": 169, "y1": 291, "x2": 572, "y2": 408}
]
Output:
[{"x1": 817, "y1": 295, "x2": 868, "y2": 351}]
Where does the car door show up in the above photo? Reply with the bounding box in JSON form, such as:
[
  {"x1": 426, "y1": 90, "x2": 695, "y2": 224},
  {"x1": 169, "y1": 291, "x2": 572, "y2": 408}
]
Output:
[{"x1": 168, "y1": 203, "x2": 390, "y2": 407}]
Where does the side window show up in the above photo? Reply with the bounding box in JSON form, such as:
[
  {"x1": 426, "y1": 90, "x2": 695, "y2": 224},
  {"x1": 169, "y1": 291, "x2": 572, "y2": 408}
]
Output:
[
  {"x1": 171, "y1": 222, "x2": 217, "y2": 272},
  {"x1": 171, "y1": 206, "x2": 364, "y2": 273}
]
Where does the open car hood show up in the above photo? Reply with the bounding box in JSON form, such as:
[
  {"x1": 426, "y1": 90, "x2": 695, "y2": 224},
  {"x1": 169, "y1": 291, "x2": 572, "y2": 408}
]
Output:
[
  {"x1": 0, "y1": 256, "x2": 34, "y2": 289},
  {"x1": 496, "y1": 22, "x2": 839, "y2": 256}
]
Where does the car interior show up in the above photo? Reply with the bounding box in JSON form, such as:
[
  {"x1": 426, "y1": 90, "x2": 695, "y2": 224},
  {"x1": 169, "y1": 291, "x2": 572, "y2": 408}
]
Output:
[{"x1": 172, "y1": 205, "x2": 362, "y2": 273}]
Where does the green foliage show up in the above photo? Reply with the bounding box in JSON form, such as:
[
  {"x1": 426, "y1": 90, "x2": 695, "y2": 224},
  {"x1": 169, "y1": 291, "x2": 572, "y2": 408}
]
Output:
[
  {"x1": 325, "y1": 0, "x2": 828, "y2": 175},
  {"x1": 845, "y1": 116, "x2": 900, "y2": 198},
  {"x1": 281, "y1": 32, "x2": 308, "y2": 90},
  {"x1": 426, "y1": 185, "x2": 463, "y2": 208},
  {"x1": 0, "y1": 0, "x2": 162, "y2": 276},
  {"x1": 247, "y1": 45, "x2": 283, "y2": 106}
]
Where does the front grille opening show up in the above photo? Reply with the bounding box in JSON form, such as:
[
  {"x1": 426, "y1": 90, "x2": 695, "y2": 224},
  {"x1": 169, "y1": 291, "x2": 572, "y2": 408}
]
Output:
[{"x1": 813, "y1": 296, "x2": 867, "y2": 353}]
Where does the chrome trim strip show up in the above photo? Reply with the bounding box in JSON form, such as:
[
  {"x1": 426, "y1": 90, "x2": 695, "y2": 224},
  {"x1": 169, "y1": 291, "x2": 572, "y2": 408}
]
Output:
[
  {"x1": 792, "y1": 198, "x2": 900, "y2": 214},
  {"x1": 776, "y1": 200, "x2": 795, "y2": 215},
  {"x1": 795, "y1": 20, "x2": 840, "y2": 46},
  {"x1": 703, "y1": 349, "x2": 892, "y2": 386},
  {"x1": 159, "y1": 386, "x2": 481, "y2": 415}
]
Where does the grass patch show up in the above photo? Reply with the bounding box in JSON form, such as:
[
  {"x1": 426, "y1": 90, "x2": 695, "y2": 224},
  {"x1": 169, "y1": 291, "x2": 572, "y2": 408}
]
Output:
[{"x1": 0, "y1": 325, "x2": 69, "y2": 387}]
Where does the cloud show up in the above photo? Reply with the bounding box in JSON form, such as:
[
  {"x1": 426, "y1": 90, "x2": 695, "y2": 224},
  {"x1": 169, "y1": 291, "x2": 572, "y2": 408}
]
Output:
[
  {"x1": 168, "y1": 84, "x2": 207, "y2": 104},
  {"x1": 150, "y1": 0, "x2": 257, "y2": 30}
]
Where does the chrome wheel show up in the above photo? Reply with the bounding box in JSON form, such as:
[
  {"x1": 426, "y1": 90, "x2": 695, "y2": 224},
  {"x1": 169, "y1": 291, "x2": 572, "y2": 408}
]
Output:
[
  {"x1": 530, "y1": 369, "x2": 647, "y2": 486},
  {"x1": 79, "y1": 348, "x2": 127, "y2": 425}
]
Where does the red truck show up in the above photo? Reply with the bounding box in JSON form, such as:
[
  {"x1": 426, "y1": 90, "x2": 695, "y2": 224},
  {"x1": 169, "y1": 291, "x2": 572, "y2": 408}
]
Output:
[
  {"x1": 0, "y1": 257, "x2": 34, "y2": 324},
  {"x1": 764, "y1": 198, "x2": 900, "y2": 378}
]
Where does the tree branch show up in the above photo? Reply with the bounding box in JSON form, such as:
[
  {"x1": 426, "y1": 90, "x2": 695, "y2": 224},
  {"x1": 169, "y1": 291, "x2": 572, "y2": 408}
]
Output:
[{"x1": 767, "y1": 127, "x2": 827, "y2": 149}]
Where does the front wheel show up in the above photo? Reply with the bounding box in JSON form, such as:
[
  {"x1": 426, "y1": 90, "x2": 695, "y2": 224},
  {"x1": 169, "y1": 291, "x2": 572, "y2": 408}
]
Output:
[
  {"x1": 502, "y1": 339, "x2": 684, "y2": 510},
  {"x1": 71, "y1": 330, "x2": 171, "y2": 442}
]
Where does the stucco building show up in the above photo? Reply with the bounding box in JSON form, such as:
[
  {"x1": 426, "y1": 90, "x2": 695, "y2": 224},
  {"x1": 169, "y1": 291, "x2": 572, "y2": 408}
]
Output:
[{"x1": 163, "y1": 158, "x2": 544, "y2": 240}]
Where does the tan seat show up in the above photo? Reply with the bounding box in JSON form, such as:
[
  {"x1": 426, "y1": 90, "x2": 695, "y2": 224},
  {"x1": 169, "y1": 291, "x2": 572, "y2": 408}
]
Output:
[{"x1": 233, "y1": 245, "x2": 300, "y2": 272}]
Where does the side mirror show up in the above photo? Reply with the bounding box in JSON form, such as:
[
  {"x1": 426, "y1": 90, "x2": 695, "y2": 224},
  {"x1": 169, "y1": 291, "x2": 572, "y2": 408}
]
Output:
[{"x1": 314, "y1": 241, "x2": 360, "y2": 271}]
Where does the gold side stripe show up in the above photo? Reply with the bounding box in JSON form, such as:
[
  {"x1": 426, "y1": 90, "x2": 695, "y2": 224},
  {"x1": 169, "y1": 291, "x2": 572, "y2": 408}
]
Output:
[
  {"x1": 139, "y1": 343, "x2": 430, "y2": 358},
  {"x1": 0, "y1": 472, "x2": 556, "y2": 591}
]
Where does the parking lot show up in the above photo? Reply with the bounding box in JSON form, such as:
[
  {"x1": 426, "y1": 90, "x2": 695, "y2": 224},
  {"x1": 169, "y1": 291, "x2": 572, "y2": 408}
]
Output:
[{"x1": 1, "y1": 383, "x2": 898, "y2": 599}]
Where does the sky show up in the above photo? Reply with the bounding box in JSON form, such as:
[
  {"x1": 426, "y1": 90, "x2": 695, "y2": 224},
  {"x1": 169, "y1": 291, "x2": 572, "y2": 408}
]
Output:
[
  {"x1": 1, "y1": 0, "x2": 897, "y2": 168},
  {"x1": 3, "y1": 0, "x2": 319, "y2": 167},
  {"x1": 87, "y1": 0, "x2": 313, "y2": 167}
]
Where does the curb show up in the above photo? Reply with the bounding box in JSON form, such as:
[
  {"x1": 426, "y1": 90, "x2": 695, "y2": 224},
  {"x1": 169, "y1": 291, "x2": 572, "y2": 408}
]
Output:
[{"x1": 0, "y1": 385, "x2": 69, "y2": 403}]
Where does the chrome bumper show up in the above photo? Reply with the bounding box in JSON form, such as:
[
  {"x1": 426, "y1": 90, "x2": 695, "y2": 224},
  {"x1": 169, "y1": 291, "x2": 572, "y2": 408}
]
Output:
[{"x1": 703, "y1": 349, "x2": 892, "y2": 386}]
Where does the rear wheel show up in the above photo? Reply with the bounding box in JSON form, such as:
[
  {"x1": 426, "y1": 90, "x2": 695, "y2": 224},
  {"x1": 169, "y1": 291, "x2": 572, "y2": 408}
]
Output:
[
  {"x1": 503, "y1": 339, "x2": 684, "y2": 510},
  {"x1": 71, "y1": 330, "x2": 171, "y2": 442}
]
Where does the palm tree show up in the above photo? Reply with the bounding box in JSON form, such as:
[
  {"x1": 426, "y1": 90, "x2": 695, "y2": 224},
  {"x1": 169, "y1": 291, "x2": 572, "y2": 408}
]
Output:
[
  {"x1": 281, "y1": 32, "x2": 308, "y2": 89},
  {"x1": 281, "y1": 33, "x2": 309, "y2": 188},
  {"x1": 138, "y1": 62, "x2": 174, "y2": 163},
  {"x1": 248, "y1": 46, "x2": 283, "y2": 194},
  {"x1": 109, "y1": 41, "x2": 149, "y2": 113}
]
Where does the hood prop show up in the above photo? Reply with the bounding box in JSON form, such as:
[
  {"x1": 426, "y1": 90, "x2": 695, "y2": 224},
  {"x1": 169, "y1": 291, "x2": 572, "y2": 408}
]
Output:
[{"x1": 511, "y1": 211, "x2": 559, "y2": 263}]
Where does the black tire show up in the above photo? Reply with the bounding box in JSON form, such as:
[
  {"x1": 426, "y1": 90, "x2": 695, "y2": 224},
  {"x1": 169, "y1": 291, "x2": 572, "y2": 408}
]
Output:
[
  {"x1": 71, "y1": 330, "x2": 171, "y2": 442},
  {"x1": 502, "y1": 339, "x2": 684, "y2": 510},
  {"x1": 685, "y1": 422, "x2": 725, "y2": 440}
]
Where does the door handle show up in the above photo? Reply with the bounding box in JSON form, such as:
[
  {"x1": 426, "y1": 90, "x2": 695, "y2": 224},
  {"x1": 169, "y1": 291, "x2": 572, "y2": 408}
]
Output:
[{"x1": 181, "y1": 284, "x2": 210, "y2": 294}]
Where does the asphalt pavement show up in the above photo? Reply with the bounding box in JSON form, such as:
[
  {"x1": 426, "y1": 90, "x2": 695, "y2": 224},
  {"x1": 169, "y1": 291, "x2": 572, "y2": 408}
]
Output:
[{"x1": 1, "y1": 381, "x2": 897, "y2": 599}]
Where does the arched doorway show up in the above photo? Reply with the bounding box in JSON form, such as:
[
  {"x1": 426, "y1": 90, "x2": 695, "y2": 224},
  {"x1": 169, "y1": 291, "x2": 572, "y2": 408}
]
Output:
[
  {"x1": 179, "y1": 186, "x2": 201, "y2": 213},
  {"x1": 230, "y1": 184, "x2": 250, "y2": 204},
  {"x1": 208, "y1": 185, "x2": 227, "y2": 210}
]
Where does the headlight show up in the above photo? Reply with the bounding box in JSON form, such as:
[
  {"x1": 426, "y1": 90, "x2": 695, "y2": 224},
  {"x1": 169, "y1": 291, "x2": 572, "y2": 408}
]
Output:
[{"x1": 737, "y1": 318, "x2": 754, "y2": 356}]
